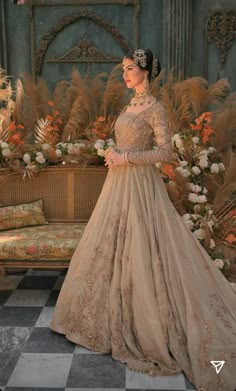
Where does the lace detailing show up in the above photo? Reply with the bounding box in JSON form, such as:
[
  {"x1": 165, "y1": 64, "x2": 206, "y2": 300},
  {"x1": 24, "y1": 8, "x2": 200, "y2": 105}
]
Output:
[{"x1": 115, "y1": 102, "x2": 172, "y2": 164}]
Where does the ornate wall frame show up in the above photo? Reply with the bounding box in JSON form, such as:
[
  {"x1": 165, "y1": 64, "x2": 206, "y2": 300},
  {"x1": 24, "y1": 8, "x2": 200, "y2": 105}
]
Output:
[
  {"x1": 26, "y1": 0, "x2": 140, "y2": 78},
  {"x1": 204, "y1": 9, "x2": 236, "y2": 77}
]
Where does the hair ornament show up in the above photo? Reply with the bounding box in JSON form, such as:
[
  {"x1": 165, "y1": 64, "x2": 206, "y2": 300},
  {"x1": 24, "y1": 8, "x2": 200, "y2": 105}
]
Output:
[
  {"x1": 151, "y1": 57, "x2": 159, "y2": 79},
  {"x1": 132, "y1": 49, "x2": 147, "y2": 68}
]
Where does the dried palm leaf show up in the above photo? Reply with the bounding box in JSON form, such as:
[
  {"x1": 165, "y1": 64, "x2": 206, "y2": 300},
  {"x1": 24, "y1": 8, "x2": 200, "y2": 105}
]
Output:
[
  {"x1": 34, "y1": 118, "x2": 59, "y2": 145},
  {"x1": 37, "y1": 77, "x2": 51, "y2": 111},
  {"x1": 102, "y1": 64, "x2": 127, "y2": 118},
  {"x1": 205, "y1": 78, "x2": 230, "y2": 107},
  {"x1": 150, "y1": 69, "x2": 164, "y2": 97},
  {"x1": 62, "y1": 96, "x2": 88, "y2": 141},
  {"x1": 213, "y1": 154, "x2": 236, "y2": 211},
  {"x1": 53, "y1": 80, "x2": 70, "y2": 121},
  {"x1": 14, "y1": 78, "x2": 24, "y2": 125}
]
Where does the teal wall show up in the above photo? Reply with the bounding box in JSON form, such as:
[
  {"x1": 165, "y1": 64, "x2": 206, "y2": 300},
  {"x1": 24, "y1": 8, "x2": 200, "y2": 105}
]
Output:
[{"x1": 0, "y1": 0, "x2": 235, "y2": 91}]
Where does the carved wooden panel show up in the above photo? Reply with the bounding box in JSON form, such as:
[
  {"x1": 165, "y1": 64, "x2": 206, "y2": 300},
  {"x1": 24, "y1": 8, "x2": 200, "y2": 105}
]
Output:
[
  {"x1": 206, "y1": 9, "x2": 236, "y2": 64},
  {"x1": 26, "y1": 0, "x2": 140, "y2": 81}
]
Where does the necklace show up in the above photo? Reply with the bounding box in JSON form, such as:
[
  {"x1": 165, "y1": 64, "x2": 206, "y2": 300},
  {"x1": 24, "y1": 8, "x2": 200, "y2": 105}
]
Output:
[{"x1": 128, "y1": 91, "x2": 156, "y2": 107}]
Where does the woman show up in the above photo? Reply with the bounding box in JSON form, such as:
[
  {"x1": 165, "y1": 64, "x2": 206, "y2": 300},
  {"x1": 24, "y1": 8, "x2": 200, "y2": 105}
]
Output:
[{"x1": 50, "y1": 49, "x2": 236, "y2": 391}]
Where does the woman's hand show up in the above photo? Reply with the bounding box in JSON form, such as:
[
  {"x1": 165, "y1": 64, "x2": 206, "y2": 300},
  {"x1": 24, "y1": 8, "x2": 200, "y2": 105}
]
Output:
[{"x1": 105, "y1": 149, "x2": 124, "y2": 169}]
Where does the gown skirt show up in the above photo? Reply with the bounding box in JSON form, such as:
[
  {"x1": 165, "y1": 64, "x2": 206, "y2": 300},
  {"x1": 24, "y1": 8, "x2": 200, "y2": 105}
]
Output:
[{"x1": 50, "y1": 164, "x2": 236, "y2": 391}]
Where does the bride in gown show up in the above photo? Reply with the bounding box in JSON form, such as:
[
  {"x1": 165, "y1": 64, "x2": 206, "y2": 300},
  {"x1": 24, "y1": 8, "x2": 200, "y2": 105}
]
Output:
[{"x1": 50, "y1": 49, "x2": 236, "y2": 391}]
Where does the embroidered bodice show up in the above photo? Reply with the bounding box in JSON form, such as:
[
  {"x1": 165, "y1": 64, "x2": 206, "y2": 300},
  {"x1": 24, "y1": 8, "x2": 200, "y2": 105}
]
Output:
[{"x1": 114, "y1": 102, "x2": 173, "y2": 164}]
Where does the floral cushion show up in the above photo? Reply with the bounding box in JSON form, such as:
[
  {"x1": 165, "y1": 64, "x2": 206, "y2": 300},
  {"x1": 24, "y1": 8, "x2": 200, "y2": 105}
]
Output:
[
  {"x1": 0, "y1": 223, "x2": 86, "y2": 261},
  {"x1": 0, "y1": 199, "x2": 48, "y2": 231}
]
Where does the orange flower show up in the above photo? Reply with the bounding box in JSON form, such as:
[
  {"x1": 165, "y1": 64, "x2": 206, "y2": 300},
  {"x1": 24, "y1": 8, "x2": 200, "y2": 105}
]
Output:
[
  {"x1": 48, "y1": 100, "x2": 54, "y2": 106},
  {"x1": 202, "y1": 126, "x2": 212, "y2": 143},
  {"x1": 98, "y1": 116, "x2": 105, "y2": 122},
  {"x1": 46, "y1": 115, "x2": 53, "y2": 122},
  {"x1": 18, "y1": 124, "x2": 25, "y2": 129},
  {"x1": 8, "y1": 132, "x2": 23, "y2": 146},
  {"x1": 224, "y1": 233, "x2": 236, "y2": 244},
  {"x1": 8, "y1": 121, "x2": 16, "y2": 132},
  {"x1": 162, "y1": 164, "x2": 176, "y2": 180},
  {"x1": 190, "y1": 123, "x2": 202, "y2": 131}
]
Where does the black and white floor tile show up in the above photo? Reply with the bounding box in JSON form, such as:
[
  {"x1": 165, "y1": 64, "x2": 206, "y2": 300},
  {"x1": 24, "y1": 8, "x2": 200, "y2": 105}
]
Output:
[{"x1": 0, "y1": 270, "x2": 196, "y2": 391}]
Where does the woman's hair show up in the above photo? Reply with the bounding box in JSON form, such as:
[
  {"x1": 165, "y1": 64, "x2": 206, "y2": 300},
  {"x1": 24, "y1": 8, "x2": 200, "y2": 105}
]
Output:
[{"x1": 124, "y1": 48, "x2": 161, "y2": 81}]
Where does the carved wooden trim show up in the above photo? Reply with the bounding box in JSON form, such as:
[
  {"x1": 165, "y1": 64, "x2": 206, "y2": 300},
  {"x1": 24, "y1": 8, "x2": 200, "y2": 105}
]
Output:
[
  {"x1": 47, "y1": 38, "x2": 122, "y2": 63},
  {"x1": 27, "y1": 0, "x2": 140, "y2": 78},
  {"x1": 206, "y1": 9, "x2": 236, "y2": 64},
  {"x1": 35, "y1": 8, "x2": 131, "y2": 75}
]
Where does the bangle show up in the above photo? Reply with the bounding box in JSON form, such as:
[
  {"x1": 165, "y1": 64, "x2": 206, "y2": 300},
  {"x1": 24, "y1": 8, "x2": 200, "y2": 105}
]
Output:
[{"x1": 124, "y1": 152, "x2": 133, "y2": 166}]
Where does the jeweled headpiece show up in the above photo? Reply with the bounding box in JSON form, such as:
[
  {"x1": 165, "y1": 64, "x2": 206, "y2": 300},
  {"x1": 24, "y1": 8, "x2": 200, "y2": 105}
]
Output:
[
  {"x1": 132, "y1": 49, "x2": 147, "y2": 68},
  {"x1": 151, "y1": 57, "x2": 159, "y2": 79}
]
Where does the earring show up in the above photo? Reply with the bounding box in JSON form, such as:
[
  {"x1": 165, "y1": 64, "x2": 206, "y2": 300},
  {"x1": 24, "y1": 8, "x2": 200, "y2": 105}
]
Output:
[{"x1": 143, "y1": 74, "x2": 150, "y2": 92}]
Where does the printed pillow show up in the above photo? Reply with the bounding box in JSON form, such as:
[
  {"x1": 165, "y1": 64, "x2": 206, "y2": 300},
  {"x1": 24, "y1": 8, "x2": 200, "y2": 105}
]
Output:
[{"x1": 0, "y1": 199, "x2": 48, "y2": 231}]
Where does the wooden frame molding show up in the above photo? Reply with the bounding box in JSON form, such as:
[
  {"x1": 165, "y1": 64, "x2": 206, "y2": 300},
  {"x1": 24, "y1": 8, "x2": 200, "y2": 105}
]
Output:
[{"x1": 26, "y1": 0, "x2": 140, "y2": 78}]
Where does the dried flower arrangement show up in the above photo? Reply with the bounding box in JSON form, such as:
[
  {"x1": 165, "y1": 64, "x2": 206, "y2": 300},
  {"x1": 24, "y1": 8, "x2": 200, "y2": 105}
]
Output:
[{"x1": 0, "y1": 66, "x2": 235, "y2": 278}]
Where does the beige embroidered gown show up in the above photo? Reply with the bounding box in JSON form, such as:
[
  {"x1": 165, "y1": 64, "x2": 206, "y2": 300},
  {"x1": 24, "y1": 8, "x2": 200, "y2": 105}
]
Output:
[{"x1": 50, "y1": 102, "x2": 236, "y2": 391}]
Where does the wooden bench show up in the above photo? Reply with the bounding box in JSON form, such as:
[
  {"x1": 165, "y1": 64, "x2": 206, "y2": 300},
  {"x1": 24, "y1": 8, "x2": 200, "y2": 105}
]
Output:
[{"x1": 0, "y1": 166, "x2": 107, "y2": 273}]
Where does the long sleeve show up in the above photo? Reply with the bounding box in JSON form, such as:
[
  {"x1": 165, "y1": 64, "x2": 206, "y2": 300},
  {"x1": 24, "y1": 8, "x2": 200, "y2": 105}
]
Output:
[{"x1": 126, "y1": 105, "x2": 173, "y2": 165}]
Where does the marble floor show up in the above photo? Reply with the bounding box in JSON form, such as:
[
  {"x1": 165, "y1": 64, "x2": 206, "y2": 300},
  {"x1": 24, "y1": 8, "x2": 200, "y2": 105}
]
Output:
[{"x1": 0, "y1": 269, "x2": 197, "y2": 391}]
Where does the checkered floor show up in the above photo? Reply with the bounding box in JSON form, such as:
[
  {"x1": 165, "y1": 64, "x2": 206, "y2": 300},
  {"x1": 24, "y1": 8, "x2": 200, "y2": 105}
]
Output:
[{"x1": 0, "y1": 269, "x2": 196, "y2": 391}]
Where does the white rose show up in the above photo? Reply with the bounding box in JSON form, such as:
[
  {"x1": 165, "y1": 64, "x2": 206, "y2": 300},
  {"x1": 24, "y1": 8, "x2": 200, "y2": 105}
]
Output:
[
  {"x1": 192, "y1": 166, "x2": 201, "y2": 175},
  {"x1": 199, "y1": 158, "x2": 209, "y2": 169},
  {"x1": 2, "y1": 148, "x2": 11, "y2": 157},
  {"x1": 197, "y1": 195, "x2": 207, "y2": 203},
  {"x1": 193, "y1": 228, "x2": 205, "y2": 240},
  {"x1": 182, "y1": 214, "x2": 194, "y2": 230},
  {"x1": 0, "y1": 142, "x2": 8, "y2": 149},
  {"x1": 36, "y1": 151, "x2": 43, "y2": 156},
  {"x1": 42, "y1": 143, "x2": 50, "y2": 150},
  {"x1": 182, "y1": 213, "x2": 191, "y2": 221},
  {"x1": 208, "y1": 147, "x2": 216, "y2": 153},
  {"x1": 96, "y1": 139, "x2": 105, "y2": 145},
  {"x1": 155, "y1": 162, "x2": 162, "y2": 168},
  {"x1": 189, "y1": 183, "x2": 196, "y2": 192},
  {"x1": 214, "y1": 259, "x2": 224, "y2": 269},
  {"x1": 23, "y1": 153, "x2": 31, "y2": 164},
  {"x1": 68, "y1": 146, "x2": 76, "y2": 154},
  {"x1": 209, "y1": 239, "x2": 215, "y2": 249},
  {"x1": 94, "y1": 142, "x2": 104, "y2": 150},
  {"x1": 192, "y1": 136, "x2": 199, "y2": 144},
  {"x1": 219, "y1": 162, "x2": 225, "y2": 171},
  {"x1": 203, "y1": 187, "x2": 208, "y2": 194},
  {"x1": 185, "y1": 219, "x2": 194, "y2": 230},
  {"x1": 180, "y1": 168, "x2": 191, "y2": 177},
  {"x1": 175, "y1": 139, "x2": 183, "y2": 149},
  {"x1": 55, "y1": 149, "x2": 62, "y2": 157},
  {"x1": 199, "y1": 149, "x2": 209, "y2": 157},
  {"x1": 36, "y1": 155, "x2": 46, "y2": 164},
  {"x1": 188, "y1": 193, "x2": 198, "y2": 203},
  {"x1": 97, "y1": 148, "x2": 105, "y2": 157},
  {"x1": 176, "y1": 167, "x2": 183, "y2": 173},
  {"x1": 180, "y1": 160, "x2": 188, "y2": 167},
  {"x1": 195, "y1": 185, "x2": 202, "y2": 193},
  {"x1": 106, "y1": 138, "x2": 115, "y2": 147},
  {"x1": 172, "y1": 134, "x2": 180, "y2": 141},
  {"x1": 77, "y1": 143, "x2": 86, "y2": 148},
  {"x1": 210, "y1": 163, "x2": 219, "y2": 174}
]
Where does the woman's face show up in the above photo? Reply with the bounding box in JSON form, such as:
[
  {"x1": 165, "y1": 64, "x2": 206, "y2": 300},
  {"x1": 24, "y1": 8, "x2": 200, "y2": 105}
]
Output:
[{"x1": 122, "y1": 57, "x2": 147, "y2": 91}]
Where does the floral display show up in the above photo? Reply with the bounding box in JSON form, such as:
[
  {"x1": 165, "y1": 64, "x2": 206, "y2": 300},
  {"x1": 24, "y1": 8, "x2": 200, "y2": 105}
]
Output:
[{"x1": 0, "y1": 66, "x2": 235, "y2": 278}]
